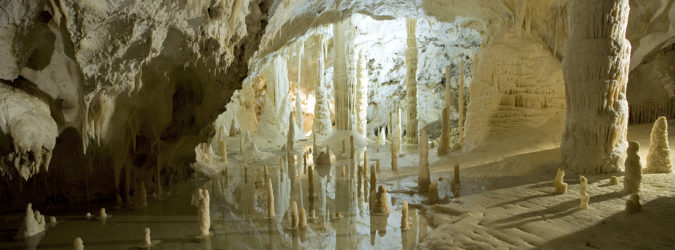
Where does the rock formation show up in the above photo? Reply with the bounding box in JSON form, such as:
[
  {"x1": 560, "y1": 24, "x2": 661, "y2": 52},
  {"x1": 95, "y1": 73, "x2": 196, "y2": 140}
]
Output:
[
  {"x1": 609, "y1": 176, "x2": 619, "y2": 185},
  {"x1": 624, "y1": 141, "x2": 642, "y2": 194},
  {"x1": 219, "y1": 134, "x2": 228, "y2": 163},
  {"x1": 356, "y1": 52, "x2": 368, "y2": 137},
  {"x1": 299, "y1": 206, "x2": 307, "y2": 228},
  {"x1": 370, "y1": 165, "x2": 377, "y2": 193},
  {"x1": 74, "y1": 237, "x2": 84, "y2": 250},
  {"x1": 625, "y1": 193, "x2": 642, "y2": 214},
  {"x1": 554, "y1": 168, "x2": 567, "y2": 194},
  {"x1": 373, "y1": 185, "x2": 390, "y2": 214},
  {"x1": 391, "y1": 141, "x2": 399, "y2": 171},
  {"x1": 401, "y1": 200, "x2": 409, "y2": 230},
  {"x1": 267, "y1": 178, "x2": 275, "y2": 218},
  {"x1": 313, "y1": 39, "x2": 332, "y2": 137},
  {"x1": 561, "y1": 0, "x2": 631, "y2": 174},
  {"x1": 418, "y1": 128, "x2": 430, "y2": 192},
  {"x1": 427, "y1": 181, "x2": 440, "y2": 204},
  {"x1": 438, "y1": 68, "x2": 451, "y2": 156},
  {"x1": 291, "y1": 200, "x2": 299, "y2": 229},
  {"x1": 453, "y1": 163, "x2": 460, "y2": 184},
  {"x1": 458, "y1": 60, "x2": 465, "y2": 143},
  {"x1": 229, "y1": 118, "x2": 238, "y2": 137},
  {"x1": 144, "y1": 227, "x2": 152, "y2": 247},
  {"x1": 99, "y1": 208, "x2": 108, "y2": 219},
  {"x1": 405, "y1": 18, "x2": 419, "y2": 144},
  {"x1": 16, "y1": 203, "x2": 45, "y2": 238},
  {"x1": 646, "y1": 116, "x2": 672, "y2": 173},
  {"x1": 333, "y1": 17, "x2": 356, "y2": 131}
]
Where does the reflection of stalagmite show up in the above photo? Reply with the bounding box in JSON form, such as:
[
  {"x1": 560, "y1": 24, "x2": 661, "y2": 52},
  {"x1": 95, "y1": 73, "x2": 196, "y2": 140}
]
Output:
[
  {"x1": 418, "y1": 128, "x2": 430, "y2": 192},
  {"x1": 646, "y1": 116, "x2": 672, "y2": 173},
  {"x1": 625, "y1": 193, "x2": 641, "y2": 214},
  {"x1": 363, "y1": 151, "x2": 368, "y2": 175},
  {"x1": 239, "y1": 129, "x2": 243, "y2": 153},
  {"x1": 74, "y1": 237, "x2": 84, "y2": 250},
  {"x1": 554, "y1": 168, "x2": 568, "y2": 194},
  {"x1": 401, "y1": 200, "x2": 409, "y2": 230},
  {"x1": 427, "y1": 181, "x2": 439, "y2": 204},
  {"x1": 267, "y1": 178, "x2": 275, "y2": 218},
  {"x1": 308, "y1": 165, "x2": 315, "y2": 204},
  {"x1": 624, "y1": 141, "x2": 642, "y2": 193},
  {"x1": 197, "y1": 189, "x2": 210, "y2": 237},
  {"x1": 391, "y1": 141, "x2": 398, "y2": 171},
  {"x1": 562, "y1": 0, "x2": 631, "y2": 174},
  {"x1": 405, "y1": 18, "x2": 418, "y2": 144},
  {"x1": 579, "y1": 176, "x2": 589, "y2": 209}
]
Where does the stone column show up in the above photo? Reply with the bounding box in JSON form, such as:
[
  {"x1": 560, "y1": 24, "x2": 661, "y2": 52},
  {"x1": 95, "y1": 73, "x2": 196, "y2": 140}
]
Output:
[
  {"x1": 562, "y1": 0, "x2": 631, "y2": 173},
  {"x1": 405, "y1": 18, "x2": 418, "y2": 144},
  {"x1": 333, "y1": 17, "x2": 357, "y2": 131}
]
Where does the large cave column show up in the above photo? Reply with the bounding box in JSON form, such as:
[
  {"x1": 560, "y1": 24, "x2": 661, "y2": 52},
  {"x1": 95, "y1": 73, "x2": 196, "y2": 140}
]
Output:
[
  {"x1": 333, "y1": 17, "x2": 357, "y2": 131},
  {"x1": 405, "y1": 18, "x2": 419, "y2": 144},
  {"x1": 562, "y1": 0, "x2": 631, "y2": 173},
  {"x1": 313, "y1": 37, "x2": 332, "y2": 137},
  {"x1": 356, "y1": 52, "x2": 368, "y2": 137}
]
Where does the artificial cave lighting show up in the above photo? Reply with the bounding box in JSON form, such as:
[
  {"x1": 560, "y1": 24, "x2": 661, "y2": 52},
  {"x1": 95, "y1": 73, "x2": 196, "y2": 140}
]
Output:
[{"x1": 1, "y1": 0, "x2": 675, "y2": 249}]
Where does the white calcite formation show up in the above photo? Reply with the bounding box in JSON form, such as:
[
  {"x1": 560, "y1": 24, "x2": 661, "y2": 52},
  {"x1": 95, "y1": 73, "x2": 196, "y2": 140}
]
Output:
[
  {"x1": 554, "y1": 168, "x2": 567, "y2": 194},
  {"x1": 74, "y1": 237, "x2": 84, "y2": 250},
  {"x1": 0, "y1": 84, "x2": 57, "y2": 180},
  {"x1": 287, "y1": 112, "x2": 296, "y2": 153},
  {"x1": 418, "y1": 128, "x2": 431, "y2": 192},
  {"x1": 99, "y1": 208, "x2": 108, "y2": 219},
  {"x1": 197, "y1": 188, "x2": 210, "y2": 237},
  {"x1": 645, "y1": 116, "x2": 672, "y2": 173},
  {"x1": 624, "y1": 141, "x2": 643, "y2": 194},
  {"x1": 333, "y1": 17, "x2": 357, "y2": 131},
  {"x1": 377, "y1": 128, "x2": 386, "y2": 145},
  {"x1": 462, "y1": 27, "x2": 565, "y2": 150},
  {"x1": 356, "y1": 52, "x2": 368, "y2": 137},
  {"x1": 561, "y1": 0, "x2": 631, "y2": 174},
  {"x1": 405, "y1": 18, "x2": 419, "y2": 144},
  {"x1": 16, "y1": 203, "x2": 46, "y2": 238},
  {"x1": 144, "y1": 227, "x2": 152, "y2": 247},
  {"x1": 312, "y1": 39, "x2": 332, "y2": 138},
  {"x1": 579, "y1": 176, "x2": 589, "y2": 210}
]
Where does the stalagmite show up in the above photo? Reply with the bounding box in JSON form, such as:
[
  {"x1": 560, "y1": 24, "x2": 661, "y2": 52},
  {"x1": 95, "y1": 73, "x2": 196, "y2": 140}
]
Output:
[
  {"x1": 308, "y1": 165, "x2": 314, "y2": 203},
  {"x1": 401, "y1": 200, "x2": 409, "y2": 230},
  {"x1": 17, "y1": 203, "x2": 45, "y2": 238},
  {"x1": 313, "y1": 38, "x2": 332, "y2": 137},
  {"x1": 562, "y1": 0, "x2": 631, "y2": 174},
  {"x1": 74, "y1": 237, "x2": 84, "y2": 250},
  {"x1": 427, "y1": 181, "x2": 439, "y2": 204},
  {"x1": 458, "y1": 60, "x2": 465, "y2": 142},
  {"x1": 376, "y1": 159, "x2": 381, "y2": 173},
  {"x1": 453, "y1": 163, "x2": 460, "y2": 184},
  {"x1": 295, "y1": 90, "x2": 303, "y2": 133},
  {"x1": 625, "y1": 193, "x2": 642, "y2": 214},
  {"x1": 646, "y1": 117, "x2": 672, "y2": 173},
  {"x1": 363, "y1": 151, "x2": 368, "y2": 174},
  {"x1": 609, "y1": 176, "x2": 619, "y2": 185},
  {"x1": 291, "y1": 201, "x2": 299, "y2": 229},
  {"x1": 370, "y1": 165, "x2": 377, "y2": 193},
  {"x1": 287, "y1": 112, "x2": 295, "y2": 152},
  {"x1": 397, "y1": 108, "x2": 402, "y2": 146},
  {"x1": 624, "y1": 141, "x2": 642, "y2": 194},
  {"x1": 377, "y1": 128, "x2": 386, "y2": 145},
  {"x1": 579, "y1": 176, "x2": 589, "y2": 210},
  {"x1": 438, "y1": 67, "x2": 452, "y2": 156},
  {"x1": 142, "y1": 227, "x2": 157, "y2": 247},
  {"x1": 267, "y1": 178, "x2": 275, "y2": 218},
  {"x1": 229, "y1": 118, "x2": 237, "y2": 137},
  {"x1": 49, "y1": 216, "x2": 56, "y2": 225},
  {"x1": 239, "y1": 129, "x2": 243, "y2": 153},
  {"x1": 219, "y1": 135, "x2": 227, "y2": 163},
  {"x1": 342, "y1": 139, "x2": 346, "y2": 155},
  {"x1": 264, "y1": 165, "x2": 269, "y2": 183},
  {"x1": 99, "y1": 208, "x2": 108, "y2": 219},
  {"x1": 299, "y1": 206, "x2": 307, "y2": 228},
  {"x1": 554, "y1": 168, "x2": 568, "y2": 194},
  {"x1": 341, "y1": 166, "x2": 346, "y2": 177},
  {"x1": 197, "y1": 188, "x2": 210, "y2": 237},
  {"x1": 85, "y1": 212, "x2": 92, "y2": 219},
  {"x1": 405, "y1": 18, "x2": 419, "y2": 144},
  {"x1": 391, "y1": 141, "x2": 398, "y2": 171},
  {"x1": 374, "y1": 186, "x2": 390, "y2": 214},
  {"x1": 418, "y1": 128, "x2": 430, "y2": 192}
]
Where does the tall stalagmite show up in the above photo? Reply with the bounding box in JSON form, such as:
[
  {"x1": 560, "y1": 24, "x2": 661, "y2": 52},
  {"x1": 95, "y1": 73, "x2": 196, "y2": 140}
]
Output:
[
  {"x1": 458, "y1": 60, "x2": 465, "y2": 142},
  {"x1": 645, "y1": 116, "x2": 672, "y2": 173},
  {"x1": 418, "y1": 128, "x2": 430, "y2": 192},
  {"x1": 313, "y1": 39, "x2": 332, "y2": 137},
  {"x1": 438, "y1": 66, "x2": 452, "y2": 156},
  {"x1": 405, "y1": 18, "x2": 418, "y2": 144},
  {"x1": 562, "y1": 0, "x2": 631, "y2": 174},
  {"x1": 333, "y1": 17, "x2": 356, "y2": 131}
]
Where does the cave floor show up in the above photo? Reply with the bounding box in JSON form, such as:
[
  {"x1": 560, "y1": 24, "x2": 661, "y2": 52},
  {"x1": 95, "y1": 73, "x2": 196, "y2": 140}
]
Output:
[{"x1": 1, "y1": 124, "x2": 674, "y2": 249}]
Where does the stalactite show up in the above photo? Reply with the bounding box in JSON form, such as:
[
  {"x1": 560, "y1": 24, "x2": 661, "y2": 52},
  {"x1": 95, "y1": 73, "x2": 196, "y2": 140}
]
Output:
[
  {"x1": 562, "y1": 0, "x2": 631, "y2": 174},
  {"x1": 405, "y1": 18, "x2": 419, "y2": 144}
]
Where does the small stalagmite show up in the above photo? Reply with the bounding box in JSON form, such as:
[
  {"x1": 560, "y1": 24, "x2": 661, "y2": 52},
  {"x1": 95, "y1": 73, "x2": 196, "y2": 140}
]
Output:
[
  {"x1": 419, "y1": 128, "x2": 430, "y2": 192},
  {"x1": 391, "y1": 141, "x2": 398, "y2": 171},
  {"x1": 609, "y1": 176, "x2": 619, "y2": 185},
  {"x1": 374, "y1": 185, "x2": 390, "y2": 214},
  {"x1": 197, "y1": 188, "x2": 211, "y2": 237},
  {"x1": 219, "y1": 136, "x2": 227, "y2": 163},
  {"x1": 287, "y1": 112, "x2": 295, "y2": 152},
  {"x1": 17, "y1": 203, "x2": 45, "y2": 238},
  {"x1": 624, "y1": 141, "x2": 642, "y2": 194},
  {"x1": 143, "y1": 227, "x2": 152, "y2": 247},
  {"x1": 376, "y1": 159, "x2": 381, "y2": 172},
  {"x1": 308, "y1": 165, "x2": 315, "y2": 202},
  {"x1": 267, "y1": 178, "x2": 275, "y2": 218},
  {"x1": 264, "y1": 165, "x2": 269, "y2": 183},
  {"x1": 138, "y1": 181, "x2": 148, "y2": 207},
  {"x1": 401, "y1": 200, "x2": 409, "y2": 230},
  {"x1": 99, "y1": 208, "x2": 108, "y2": 219},
  {"x1": 341, "y1": 166, "x2": 346, "y2": 177},
  {"x1": 453, "y1": 163, "x2": 460, "y2": 184},
  {"x1": 427, "y1": 181, "x2": 440, "y2": 204},
  {"x1": 625, "y1": 193, "x2": 642, "y2": 214},
  {"x1": 74, "y1": 237, "x2": 84, "y2": 250},
  {"x1": 229, "y1": 118, "x2": 237, "y2": 137},
  {"x1": 49, "y1": 216, "x2": 56, "y2": 225},
  {"x1": 377, "y1": 128, "x2": 386, "y2": 145},
  {"x1": 342, "y1": 139, "x2": 346, "y2": 155},
  {"x1": 291, "y1": 201, "x2": 299, "y2": 229},
  {"x1": 554, "y1": 168, "x2": 568, "y2": 194},
  {"x1": 646, "y1": 116, "x2": 672, "y2": 173},
  {"x1": 579, "y1": 176, "x2": 589, "y2": 210},
  {"x1": 350, "y1": 135, "x2": 355, "y2": 159},
  {"x1": 299, "y1": 206, "x2": 307, "y2": 228}
]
